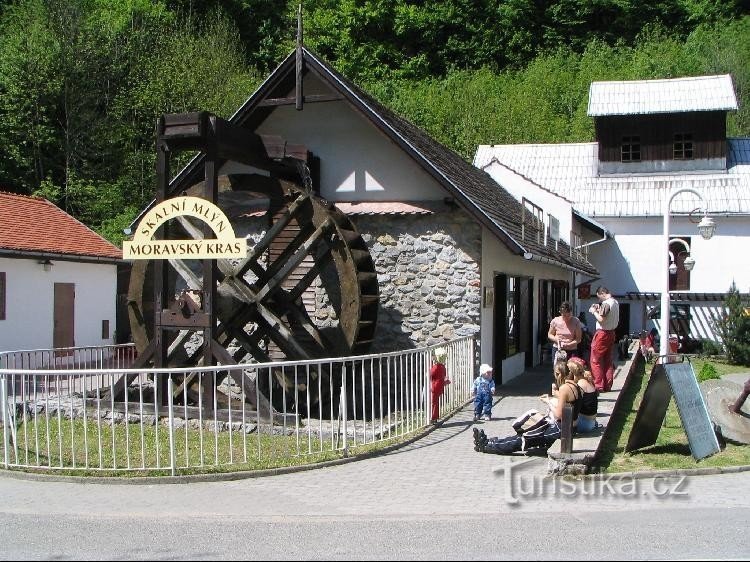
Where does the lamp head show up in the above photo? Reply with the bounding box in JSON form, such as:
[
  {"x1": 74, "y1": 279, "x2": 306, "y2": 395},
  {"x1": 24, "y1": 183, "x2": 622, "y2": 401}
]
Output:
[
  {"x1": 683, "y1": 255, "x2": 696, "y2": 271},
  {"x1": 697, "y1": 215, "x2": 716, "y2": 240},
  {"x1": 668, "y1": 262, "x2": 678, "y2": 275}
]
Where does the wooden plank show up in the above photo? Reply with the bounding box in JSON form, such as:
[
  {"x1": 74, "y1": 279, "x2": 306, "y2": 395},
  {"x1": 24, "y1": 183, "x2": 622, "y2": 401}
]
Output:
[
  {"x1": 296, "y1": 3, "x2": 303, "y2": 111},
  {"x1": 560, "y1": 403, "x2": 573, "y2": 453},
  {"x1": 258, "y1": 94, "x2": 343, "y2": 107}
]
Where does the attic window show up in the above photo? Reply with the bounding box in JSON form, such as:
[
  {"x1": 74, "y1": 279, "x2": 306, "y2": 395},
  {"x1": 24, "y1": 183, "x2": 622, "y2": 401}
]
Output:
[
  {"x1": 674, "y1": 133, "x2": 693, "y2": 160},
  {"x1": 621, "y1": 136, "x2": 641, "y2": 162}
]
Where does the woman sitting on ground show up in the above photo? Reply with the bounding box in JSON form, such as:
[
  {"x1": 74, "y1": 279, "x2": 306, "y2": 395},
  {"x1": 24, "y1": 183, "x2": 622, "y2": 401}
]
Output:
[
  {"x1": 473, "y1": 361, "x2": 582, "y2": 455},
  {"x1": 539, "y1": 360, "x2": 582, "y2": 428},
  {"x1": 567, "y1": 357, "x2": 599, "y2": 433}
]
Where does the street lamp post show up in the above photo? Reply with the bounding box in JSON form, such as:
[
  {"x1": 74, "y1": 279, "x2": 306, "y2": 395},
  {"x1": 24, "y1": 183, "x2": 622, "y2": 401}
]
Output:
[{"x1": 660, "y1": 188, "x2": 717, "y2": 359}]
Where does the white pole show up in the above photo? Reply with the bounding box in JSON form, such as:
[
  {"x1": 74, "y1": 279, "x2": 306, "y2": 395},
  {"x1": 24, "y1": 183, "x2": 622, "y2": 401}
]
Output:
[{"x1": 660, "y1": 187, "x2": 705, "y2": 360}]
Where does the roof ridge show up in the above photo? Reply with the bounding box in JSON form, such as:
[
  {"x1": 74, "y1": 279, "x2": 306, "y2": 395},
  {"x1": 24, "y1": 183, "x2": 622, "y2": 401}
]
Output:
[
  {"x1": 0, "y1": 190, "x2": 44, "y2": 201},
  {"x1": 591, "y1": 74, "x2": 731, "y2": 86}
]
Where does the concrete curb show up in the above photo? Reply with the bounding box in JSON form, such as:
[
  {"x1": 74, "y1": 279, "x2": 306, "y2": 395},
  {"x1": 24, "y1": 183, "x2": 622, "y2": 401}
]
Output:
[{"x1": 573, "y1": 463, "x2": 750, "y2": 480}]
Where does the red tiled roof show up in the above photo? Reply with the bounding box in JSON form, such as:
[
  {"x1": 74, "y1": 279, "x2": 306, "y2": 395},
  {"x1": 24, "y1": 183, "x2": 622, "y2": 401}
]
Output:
[
  {"x1": 334, "y1": 201, "x2": 436, "y2": 215},
  {"x1": 0, "y1": 192, "x2": 121, "y2": 260}
]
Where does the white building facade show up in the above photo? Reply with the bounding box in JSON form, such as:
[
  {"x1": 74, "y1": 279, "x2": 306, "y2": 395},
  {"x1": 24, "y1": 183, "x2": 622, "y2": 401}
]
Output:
[
  {"x1": 0, "y1": 192, "x2": 122, "y2": 356},
  {"x1": 475, "y1": 75, "x2": 750, "y2": 348}
]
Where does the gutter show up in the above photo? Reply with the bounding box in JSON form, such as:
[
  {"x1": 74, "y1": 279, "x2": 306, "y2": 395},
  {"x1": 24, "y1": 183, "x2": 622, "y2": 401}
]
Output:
[
  {"x1": 573, "y1": 209, "x2": 613, "y2": 251},
  {"x1": 0, "y1": 249, "x2": 122, "y2": 266},
  {"x1": 523, "y1": 252, "x2": 596, "y2": 276},
  {"x1": 575, "y1": 230, "x2": 611, "y2": 252}
]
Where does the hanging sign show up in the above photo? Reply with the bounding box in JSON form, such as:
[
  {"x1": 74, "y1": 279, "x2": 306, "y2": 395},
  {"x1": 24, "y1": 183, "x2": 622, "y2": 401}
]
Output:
[{"x1": 123, "y1": 196, "x2": 247, "y2": 260}]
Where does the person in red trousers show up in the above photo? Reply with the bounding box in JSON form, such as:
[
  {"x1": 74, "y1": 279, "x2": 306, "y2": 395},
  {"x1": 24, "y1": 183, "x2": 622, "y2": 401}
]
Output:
[
  {"x1": 588, "y1": 286, "x2": 620, "y2": 392},
  {"x1": 429, "y1": 347, "x2": 450, "y2": 423}
]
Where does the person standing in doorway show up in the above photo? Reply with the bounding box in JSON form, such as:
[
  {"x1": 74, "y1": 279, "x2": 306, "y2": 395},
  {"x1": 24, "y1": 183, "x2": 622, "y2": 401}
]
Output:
[
  {"x1": 547, "y1": 301, "x2": 583, "y2": 359},
  {"x1": 588, "y1": 286, "x2": 619, "y2": 392}
]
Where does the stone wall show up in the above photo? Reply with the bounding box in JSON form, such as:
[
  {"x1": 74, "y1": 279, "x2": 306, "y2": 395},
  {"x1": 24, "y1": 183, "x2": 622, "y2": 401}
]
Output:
[{"x1": 351, "y1": 210, "x2": 481, "y2": 352}]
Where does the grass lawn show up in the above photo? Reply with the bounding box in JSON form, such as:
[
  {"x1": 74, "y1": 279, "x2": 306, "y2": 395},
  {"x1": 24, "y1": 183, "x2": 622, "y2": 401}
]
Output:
[
  {"x1": 593, "y1": 356, "x2": 750, "y2": 474},
  {"x1": 0, "y1": 415, "x2": 419, "y2": 478}
]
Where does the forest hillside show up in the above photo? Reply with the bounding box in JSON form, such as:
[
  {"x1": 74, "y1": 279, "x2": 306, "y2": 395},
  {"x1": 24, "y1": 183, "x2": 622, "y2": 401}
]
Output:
[{"x1": 1, "y1": 0, "x2": 748, "y2": 243}]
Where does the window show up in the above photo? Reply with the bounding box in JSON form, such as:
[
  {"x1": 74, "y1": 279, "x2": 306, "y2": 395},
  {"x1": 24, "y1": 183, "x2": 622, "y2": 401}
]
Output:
[
  {"x1": 506, "y1": 276, "x2": 519, "y2": 356},
  {"x1": 0, "y1": 272, "x2": 5, "y2": 320},
  {"x1": 669, "y1": 237, "x2": 692, "y2": 291},
  {"x1": 674, "y1": 133, "x2": 693, "y2": 160},
  {"x1": 621, "y1": 136, "x2": 641, "y2": 162}
]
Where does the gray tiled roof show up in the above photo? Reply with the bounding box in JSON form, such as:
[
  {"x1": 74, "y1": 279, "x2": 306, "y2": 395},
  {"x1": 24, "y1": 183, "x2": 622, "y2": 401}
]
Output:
[
  {"x1": 154, "y1": 48, "x2": 596, "y2": 274},
  {"x1": 588, "y1": 75, "x2": 738, "y2": 116},
  {"x1": 475, "y1": 139, "x2": 750, "y2": 217},
  {"x1": 222, "y1": 48, "x2": 596, "y2": 275}
]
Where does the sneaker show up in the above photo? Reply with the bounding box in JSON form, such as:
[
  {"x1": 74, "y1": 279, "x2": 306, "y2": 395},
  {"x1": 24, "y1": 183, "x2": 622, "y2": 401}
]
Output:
[
  {"x1": 473, "y1": 428, "x2": 487, "y2": 453},
  {"x1": 473, "y1": 415, "x2": 479, "y2": 422},
  {"x1": 472, "y1": 427, "x2": 481, "y2": 444},
  {"x1": 482, "y1": 415, "x2": 491, "y2": 421}
]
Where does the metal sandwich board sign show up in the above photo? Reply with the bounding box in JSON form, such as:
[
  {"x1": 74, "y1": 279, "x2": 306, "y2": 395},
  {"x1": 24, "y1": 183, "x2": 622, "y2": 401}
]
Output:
[
  {"x1": 123, "y1": 196, "x2": 247, "y2": 260},
  {"x1": 626, "y1": 360, "x2": 720, "y2": 461}
]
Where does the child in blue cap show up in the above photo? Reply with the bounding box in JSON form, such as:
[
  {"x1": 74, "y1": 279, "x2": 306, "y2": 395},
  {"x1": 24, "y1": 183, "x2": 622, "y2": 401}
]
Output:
[{"x1": 473, "y1": 363, "x2": 495, "y2": 421}]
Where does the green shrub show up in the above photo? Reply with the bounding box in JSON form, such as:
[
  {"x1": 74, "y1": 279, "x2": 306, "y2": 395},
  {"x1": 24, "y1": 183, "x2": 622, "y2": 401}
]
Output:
[
  {"x1": 715, "y1": 283, "x2": 750, "y2": 366},
  {"x1": 697, "y1": 362, "x2": 720, "y2": 382}
]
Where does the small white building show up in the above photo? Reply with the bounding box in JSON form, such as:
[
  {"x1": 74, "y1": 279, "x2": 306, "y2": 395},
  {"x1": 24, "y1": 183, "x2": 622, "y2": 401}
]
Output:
[
  {"x1": 0, "y1": 191, "x2": 122, "y2": 354},
  {"x1": 475, "y1": 74, "x2": 750, "y2": 348}
]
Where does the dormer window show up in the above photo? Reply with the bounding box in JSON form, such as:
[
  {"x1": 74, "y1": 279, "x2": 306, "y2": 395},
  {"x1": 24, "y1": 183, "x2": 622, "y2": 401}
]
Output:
[
  {"x1": 621, "y1": 136, "x2": 641, "y2": 162},
  {"x1": 674, "y1": 133, "x2": 693, "y2": 160}
]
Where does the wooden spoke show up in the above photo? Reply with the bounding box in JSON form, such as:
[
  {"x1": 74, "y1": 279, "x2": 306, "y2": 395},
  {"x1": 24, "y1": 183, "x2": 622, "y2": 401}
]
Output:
[{"x1": 126, "y1": 174, "x2": 379, "y2": 413}]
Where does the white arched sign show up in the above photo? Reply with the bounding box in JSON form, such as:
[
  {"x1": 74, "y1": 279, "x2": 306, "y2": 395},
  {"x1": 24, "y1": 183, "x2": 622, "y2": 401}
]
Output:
[{"x1": 123, "y1": 196, "x2": 247, "y2": 260}]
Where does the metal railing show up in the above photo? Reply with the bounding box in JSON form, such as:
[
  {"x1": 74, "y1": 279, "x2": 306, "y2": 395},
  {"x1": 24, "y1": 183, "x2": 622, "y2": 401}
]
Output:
[
  {"x1": 0, "y1": 337, "x2": 475, "y2": 476},
  {"x1": 0, "y1": 343, "x2": 137, "y2": 371}
]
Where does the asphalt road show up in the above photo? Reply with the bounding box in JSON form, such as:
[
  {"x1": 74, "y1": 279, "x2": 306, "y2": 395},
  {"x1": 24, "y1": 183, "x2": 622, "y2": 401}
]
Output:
[{"x1": 0, "y1": 420, "x2": 747, "y2": 560}]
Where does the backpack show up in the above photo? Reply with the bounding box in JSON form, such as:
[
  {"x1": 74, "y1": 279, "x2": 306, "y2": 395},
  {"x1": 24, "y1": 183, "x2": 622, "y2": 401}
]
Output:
[
  {"x1": 512, "y1": 409, "x2": 549, "y2": 434},
  {"x1": 482, "y1": 412, "x2": 560, "y2": 455}
]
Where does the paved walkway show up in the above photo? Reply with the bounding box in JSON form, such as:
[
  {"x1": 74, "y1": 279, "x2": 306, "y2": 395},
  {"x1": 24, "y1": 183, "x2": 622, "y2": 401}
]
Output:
[
  {"x1": 1, "y1": 355, "x2": 749, "y2": 523},
  {"x1": 0, "y1": 358, "x2": 636, "y2": 508}
]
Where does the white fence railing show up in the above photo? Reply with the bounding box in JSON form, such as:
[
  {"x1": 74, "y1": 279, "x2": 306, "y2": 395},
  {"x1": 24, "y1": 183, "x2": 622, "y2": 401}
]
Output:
[
  {"x1": 0, "y1": 343, "x2": 137, "y2": 371},
  {"x1": 0, "y1": 337, "x2": 475, "y2": 476}
]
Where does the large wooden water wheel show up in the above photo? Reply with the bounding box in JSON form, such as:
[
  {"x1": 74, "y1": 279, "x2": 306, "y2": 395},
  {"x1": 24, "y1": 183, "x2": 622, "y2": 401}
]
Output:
[{"x1": 126, "y1": 173, "x2": 379, "y2": 413}]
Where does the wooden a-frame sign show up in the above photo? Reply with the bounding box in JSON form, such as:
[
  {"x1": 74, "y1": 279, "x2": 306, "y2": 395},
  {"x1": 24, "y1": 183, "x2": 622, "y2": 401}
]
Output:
[{"x1": 625, "y1": 359, "x2": 720, "y2": 461}]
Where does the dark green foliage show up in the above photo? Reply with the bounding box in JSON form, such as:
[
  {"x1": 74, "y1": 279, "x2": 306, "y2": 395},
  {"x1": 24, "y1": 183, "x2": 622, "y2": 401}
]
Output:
[
  {"x1": 699, "y1": 339, "x2": 723, "y2": 356},
  {"x1": 364, "y1": 19, "x2": 750, "y2": 158},
  {"x1": 715, "y1": 283, "x2": 750, "y2": 366},
  {"x1": 0, "y1": 1, "x2": 749, "y2": 243},
  {"x1": 300, "y1": 0, "x2": 750, "y2": 82},
  {"x1": 0, "y1": 0, "x2": 260, "y2": 242}
]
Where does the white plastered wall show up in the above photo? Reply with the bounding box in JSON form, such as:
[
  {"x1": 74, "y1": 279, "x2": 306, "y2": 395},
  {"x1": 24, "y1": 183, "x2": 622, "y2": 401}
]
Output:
[
  {"x1": 254, "y1": 75, "x2": 447, "y2": 202},
  {"x1": 586, "y1": 215, "x2": 750, "y2": 340},
  {"x1": 482, "y1": 161, "x2": 574, "y2": 245},
  {"x1": 0, "y1": 257, "x2": 117, "y2": 353},
  {"x1": 481, "y1": 228, "x2": 573, "y2": 383}
]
